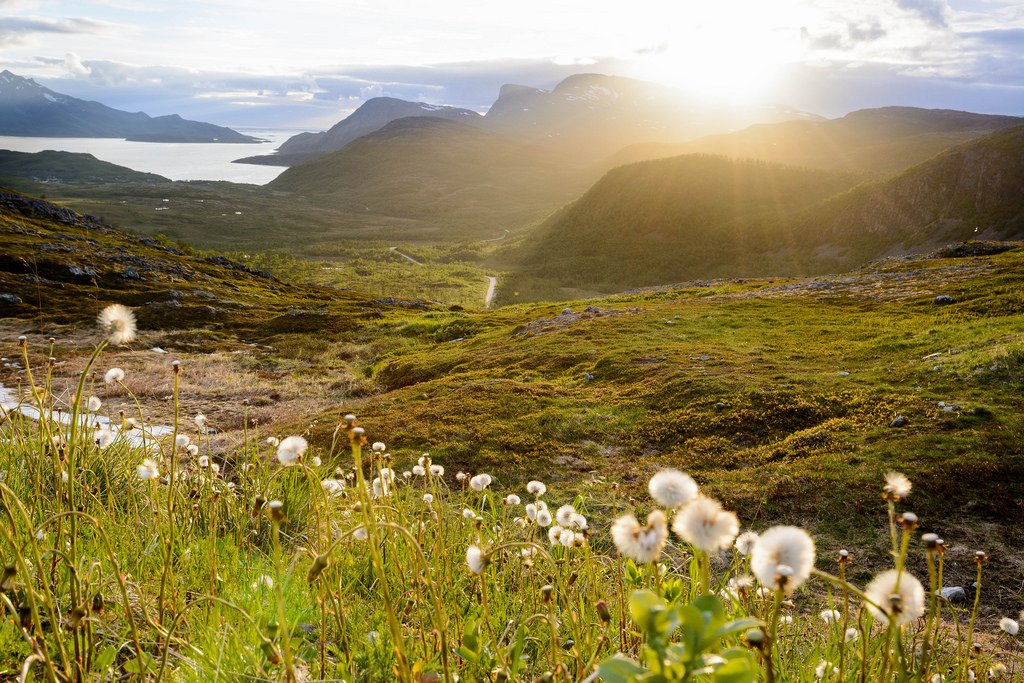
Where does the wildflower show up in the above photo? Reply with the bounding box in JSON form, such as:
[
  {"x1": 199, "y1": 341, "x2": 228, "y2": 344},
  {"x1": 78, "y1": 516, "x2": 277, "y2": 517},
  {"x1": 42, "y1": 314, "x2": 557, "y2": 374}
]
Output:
[
  {"x1": 780, "y1": 615, "x2": 793, "y2": 624},
  {"x1": 379, "y1": 467, "x2": 395, "y2": 483},
  {"x1": 418, "y1": 454, "x2": 431, "y2": 467},
  {"x1": 276, "y1": 435, "x2": 307, "y2": 466},
  {"x1": 572, "y1": 513, "x2": 588, "y2": 530},
  {"x1": 352, "y1": 526, "x2": 368, "y2": 541},
  {"x1": 815, "y1": 661, "x2": 838, "y2": 679},
  {"x1": 536, "y1": 508, "x2": 553, "y2": 527},
  {"x1": 548, "y1": 525, "x2": 564, "y2": 545},
  {"x1": 175, "y1": 434, "x2": 190, "y2": 448},
  {"x1": 845, "y1": 627, "x2": 860, "y2": 642},
  {"x1": 648, "y1": 469, "x2": 699, "y2": 508},
  {"x1": 429, "y1": 464, "x2": 444, "y2": 477},
  {"x1": 526, "y1": 480, "x2": 546, "y2": 497},
  {"x1": 97, "y1": 304, "x2": 136, "y2": 345},
  {"x1": 372, "y1": 441, "x2": 386, "y2": 452},
  {"x1": 266, "y1": 436, "x2": 280, "y2": 447},
  {"x1": 735, "y1": 531, "x2": 759, "y2": 556},
  {"x1": 210, "y1": 463, "x2": 220, "y2": 475},
  {"x1": 198, "y1": 455, "x2": 210, "y2": 468},
  {"x1": 504, "y1": 494, "x2": 521, "y2": 506},
  {"x1": 137, "y1": 458, "x2": 160, "y2": 481},
  {"x1": 820, "y1": 609, "x2": 841, "y2": 623},
  {"x1": 466, "y1": 545, "x2": 485, "y2": 574},
  {"x1": 672, "y1": 496, "x2": 739, "y2": 552},
  {"x1": 611, "y1": 510, "x2": 668, "y2": 563},
  {"x1": 525, "y1": 503, "x2": 538, "y2": 520},
  {"x1": 104, "y1": 368, "x2": 125, "y2": 384},
  {"x1": 883, "y1": 472, "x2": 912, "y2": 501},
  {"x1": 187, "y1": 444, "x2": 199, "y2": 456},
  {"x1": 864, "y1": 570, "x2": 926, "y2": 626},
  {"x1": 87, "y1": 396, "x2": 102, "y2": 412},
  {"x1": 321, "y1": 479, "x2": 344, "y2": 497},
  {"x1": 94, "y1": 427, "x2": 114, "y2": 450},
  {"x1": 750, "y1": 526, "x2": 816, "y2": 594},
  {"x1": 456, "y1": 472, "x2": 467, "y2": 483},
  {"x1": 371, "y1": 477, "x2": 389, "y2": 498},
  {"x1": 311, "y1": 456, "x2": 321, "y2": 467},
  {"x1": 423, "y1": 493, "x2": 434, "y2": 504},
  {"x1": 999, "y1": 617, "x2": 1019, "y2": 635},
  {"x1": 470, "y1": 473, "x2": 492, "y2": 491},
  {"x1": 555, "y1": 505, "x2": 577, "y2": 527},
  {"x1": 990, "y1": 663, "x2": 1007, "y2": 677},
  {"x1": 462, "y1": 508, "x2": 477, "y2": 520},
  {"x1": 195, "y1": 413, "x2": 207, "y2": 430},
  {"x1": 125, "y1": 417, "x2": 138, "y2": 429},
  {"x1": 412, "y1": 465, "x2": 426, "y2": 476}
]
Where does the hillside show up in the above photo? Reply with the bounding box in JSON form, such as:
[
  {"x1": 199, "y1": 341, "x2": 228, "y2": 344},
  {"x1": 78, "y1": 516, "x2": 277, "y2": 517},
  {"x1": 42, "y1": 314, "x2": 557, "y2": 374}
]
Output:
[
  {"x1": 0, "y1": 70, "x2": 259, "y2": 143},
  {"x1": 511, "y1": 126, "x2": 1024, "y2": 297},
  {"x1": 0, "y1": 149, "x2": 169, "y2": 184},
  {"x1": 267, "y1": 117, "x2": 596, "y2": 238},
  {"x1": 612, "y1": 106, "x2": 1024, "y2": 174},
  {"x1": 236, "y1": 97, "x2": 482, "y2": 166}
]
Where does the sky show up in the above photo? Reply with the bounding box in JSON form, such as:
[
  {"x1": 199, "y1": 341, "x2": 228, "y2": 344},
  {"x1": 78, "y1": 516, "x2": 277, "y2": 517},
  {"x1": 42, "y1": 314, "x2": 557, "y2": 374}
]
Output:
[{"x1": 1, "y1": 0, "x2": 1022, "y2": 130}]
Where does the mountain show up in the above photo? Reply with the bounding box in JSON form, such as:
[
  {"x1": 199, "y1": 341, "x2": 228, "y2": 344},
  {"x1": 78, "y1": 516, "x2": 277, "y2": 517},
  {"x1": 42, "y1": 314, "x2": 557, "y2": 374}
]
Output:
[
  {"x1": 0, "y1": 150, "x2": 169, "y2": 184},
  {"x1": 510, "y1": 125, "x2": 1024, "y2": 296},
  {"x1": 611, "y1": 106, "x2": 1024, "y2": 174},
  {"x1": 236, "y1": 97, "x2": 482, "y2": 165},
  {"x1": 266, "y1": 116, "x2": 596, "y2": 238},
  {"x1": 0, "y1": 70, "x2": 259, "y2": 143},
  {"x1": 482, "y1": 73, "x2": 815, "y2": 159}
]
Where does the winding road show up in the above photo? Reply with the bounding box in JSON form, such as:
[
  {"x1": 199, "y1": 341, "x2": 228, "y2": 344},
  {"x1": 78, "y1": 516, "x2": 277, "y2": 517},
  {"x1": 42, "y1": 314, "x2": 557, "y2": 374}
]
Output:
[{"x1": 389, "y1": 246, "x2": 425, "y2": 266}]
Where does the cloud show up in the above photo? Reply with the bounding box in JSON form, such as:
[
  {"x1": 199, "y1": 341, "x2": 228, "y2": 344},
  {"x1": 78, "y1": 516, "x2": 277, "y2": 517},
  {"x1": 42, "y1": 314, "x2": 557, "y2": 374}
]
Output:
[
  {"x1": 894, "y1": 0, "x2": 949, "y2": 28},
  {"x1": 63, "y1": 51, "x2": 90, "y2": 77},
  {"x1": 0, "y1": 16, "x2": 109, "y2": 47}
]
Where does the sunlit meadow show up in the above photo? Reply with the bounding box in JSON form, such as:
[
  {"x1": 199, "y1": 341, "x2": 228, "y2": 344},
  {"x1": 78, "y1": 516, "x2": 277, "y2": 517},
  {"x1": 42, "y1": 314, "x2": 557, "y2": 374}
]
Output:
[{"x1": 0, "y1": 305, "x2": 1021, "y2": 682}]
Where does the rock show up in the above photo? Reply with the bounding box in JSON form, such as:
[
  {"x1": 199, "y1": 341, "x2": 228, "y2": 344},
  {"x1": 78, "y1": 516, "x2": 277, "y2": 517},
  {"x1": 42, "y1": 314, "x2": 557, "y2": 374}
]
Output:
[
  {"x1": 561, "y1": 308, "x2": 573, "y2": 315},
  {"x1": 714, "y1": 402, "x2": 726, "y2": 410},
  {"x1": 934, "y1": 295, "x2": 955, "y2": 305},
  {"x1": 583, "y1": 372, "x2": 595, "y2": 382},
  {"x1": 120, "y1": 266, "x2": 142, "y2": 280},
  {"x1": 0, "y1": 293, "x2": 22, "y2": 305},
  {"x1": 67, "y1": 264, "x2": 97, "y2": 278},
  {"x1": 939, "y1": 586, "x2": 967, "y2": 603},
  {"x1": 838, "y1": 371, "x2": 851, "y2": 377},
  {"x1": 583, "y1": 305, "x2": 601, "y2": 314},
  {"x1": 150, "y1": 347, "x2": 168, "y2": 354},
  {"x1": 889, "y1": 416, "x2": 908, "y2": 428}
]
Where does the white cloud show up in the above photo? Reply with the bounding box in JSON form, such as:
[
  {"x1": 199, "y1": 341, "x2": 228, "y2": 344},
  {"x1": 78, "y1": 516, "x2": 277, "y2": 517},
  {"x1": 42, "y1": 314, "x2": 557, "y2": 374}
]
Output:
[{"x1": 63, "y1": 51, "x2": 90, "y2": 76}]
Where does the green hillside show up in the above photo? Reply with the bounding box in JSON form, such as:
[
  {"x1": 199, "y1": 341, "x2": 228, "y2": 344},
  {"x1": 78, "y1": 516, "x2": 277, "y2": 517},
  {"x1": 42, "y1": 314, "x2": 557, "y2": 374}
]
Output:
[
  {"x1": 0, "y1": 149, "x2": 169, "y2": 184},
  {"x1": 510, "y1": 126, "x2": 1024, "y2": 298}
]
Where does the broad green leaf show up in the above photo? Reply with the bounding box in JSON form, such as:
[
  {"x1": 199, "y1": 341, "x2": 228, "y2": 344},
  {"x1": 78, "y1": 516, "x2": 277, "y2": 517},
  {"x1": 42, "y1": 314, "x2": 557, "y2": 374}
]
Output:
[
  {"x1": 597, "y1": 655, "x2": 646, "y2": 683},
  {"x1": 711, "y1": 649, "x2": 758, "y2": 683}
]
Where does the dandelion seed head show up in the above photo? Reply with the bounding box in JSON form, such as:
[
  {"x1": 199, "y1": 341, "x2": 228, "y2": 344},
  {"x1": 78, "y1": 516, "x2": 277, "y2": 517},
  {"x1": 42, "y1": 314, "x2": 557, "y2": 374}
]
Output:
[
  {"x1": 276, "y1": 435, "x2": 307, "y2": 466},
  {"x1": 186, "y1": 444, "x2": 199, "y2": 456},
  {"x1": 536, "y1": 508, "x2": 552, "y2": 527},
  {"x1": 999, "y1": 617, "x2": 1019, "y2": 635},
  {"x1": 429, "y1": 464, "x2": 444, "y2": 477},
  {"x1": 412, "y1": 465, "x2": 426, "y2": 476},
  {"x1": 884, "y1": 471, "x2": 912, "y2": 500},
  {"x1": 137, "y1": 458, "x2": 160, "y2": 481},
  {"x1": 672, "y1": 496, "x2": 739, "y2": 553},
  {"x1": 820, "y1": 609, "x2": 841, "y2": 623},
  {"x1": 649, "y1": 469, "x2": 699, "y2": 509},
  {"x1": 94, "y1": 427, "x2": 113, "y2": 450},
  {"x1": 87, "y1": 396, "x2": 102, "y2": 412},
  {"x1": 555, "y1": 504, "x2": 577, "y2": 527},
  {"x1": 97, "y1": 304, "x2": 136, "y2": 345},
  {"x1": 104, "y1": 367, "x2": 125, "y2": 384},
  {"x1": 864, "y1": 570, "x2": 926, "y2": 626},
  {"x1": 548, "y1": 525, "x2": 564, "y2": 545},
  {"x1": 175, "y1": 434, "x2": 190, "y2": 448},
  {"x1": 735, "y1": 531, "x2": 759, "y2": 556},
  {"x1": 469, "y1": 473, "x2": 492, "y2": 491},
  {"x1": 526, "y1": 480, "x2": 546, "y2": 497},
  {"x1": 466, "y1": 545, "x2": 485, "y2": 574},
  {"x1": 611, "y1": 510, "x2": 668, "y2": 564},
  {"x1": 525, "y1": 503, "x2": 538, "y2": 520},
  {"x1": 504, "y1": 494, "x2": 521, "y2": 506},
  {"x1": 750, "y1": 526, "x2": 816, "y2": 595},
  {"x1": 845, "y1": 627, "x2": 860, "y2": 642}
]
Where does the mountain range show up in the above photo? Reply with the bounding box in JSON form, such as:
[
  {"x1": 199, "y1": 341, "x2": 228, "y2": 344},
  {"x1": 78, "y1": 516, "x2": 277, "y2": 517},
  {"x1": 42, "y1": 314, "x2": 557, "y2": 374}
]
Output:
[
  {"x1": 508, "y1": 123, "x2": 1024, "y2": 298},
  {"x1": 0, "y1": 70, "x2": 259, "y2": 143}
]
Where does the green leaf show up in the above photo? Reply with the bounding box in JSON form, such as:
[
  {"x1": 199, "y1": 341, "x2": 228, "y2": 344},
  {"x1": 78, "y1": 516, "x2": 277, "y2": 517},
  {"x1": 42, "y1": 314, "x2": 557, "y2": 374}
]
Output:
[
  {"x1": 703, "y1": 618, "x2": 764, "y2": 651},
  {"x1": 91, "y1": 646, "x2": 118, "y2": 673},
  {"x1": 597, "y1": 655, "x2": 646, "y2": 683},
  {"x1": 506, "y1": 624, "x2": 527, "y2": 675},
  {"x1": 711, "y1": 649, "x2": 758, "y2": 683}
]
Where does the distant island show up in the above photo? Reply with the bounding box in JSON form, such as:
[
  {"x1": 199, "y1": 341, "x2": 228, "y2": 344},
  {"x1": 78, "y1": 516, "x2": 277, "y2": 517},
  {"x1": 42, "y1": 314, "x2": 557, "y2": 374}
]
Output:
[{"x1": 0, "y1": 70, "x2": 260, "y2": 143}]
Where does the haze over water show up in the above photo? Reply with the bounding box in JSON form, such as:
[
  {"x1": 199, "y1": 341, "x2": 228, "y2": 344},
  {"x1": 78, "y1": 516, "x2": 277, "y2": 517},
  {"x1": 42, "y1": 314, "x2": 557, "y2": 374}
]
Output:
[{"x1": 0, "y1": 129, "x2": 299, "y2": 184}]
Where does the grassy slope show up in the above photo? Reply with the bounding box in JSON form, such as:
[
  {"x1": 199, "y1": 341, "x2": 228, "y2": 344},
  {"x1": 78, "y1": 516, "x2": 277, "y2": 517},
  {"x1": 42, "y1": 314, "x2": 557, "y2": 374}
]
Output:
[
  {"x1": 0, "y1": 149, "x2": 169, "y2": 184},
  {"x1": 3, "y1": 190, "x2": 1023, "y2": 595}
]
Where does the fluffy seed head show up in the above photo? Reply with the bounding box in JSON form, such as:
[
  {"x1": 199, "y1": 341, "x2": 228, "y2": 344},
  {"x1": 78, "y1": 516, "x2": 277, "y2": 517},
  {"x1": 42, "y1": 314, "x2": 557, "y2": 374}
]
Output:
[
  {"x1": 429, "y1": 464, "x2": 444, "y2": 477},
  {"x1": 750, "y1": 526, "x2": 816, "y2": 595},
  {"x1": 104, "y1": 368, "x2": 125, "y2": 384},
  {"x1": 504, "y1": 494, "x2": 521, "y2": 506},
  {"x1": 884, "y1": 472, "x2": 912, "y2": 501},
  {"x1": 87, "y1": 396, "x2": 102, "y2": 412},
  {"x1": 820, "y1": 609, "x2": 841, "y2": 623},
  {"x1": 672, "y1": 496, "x2": 740, "y2": 553},
  {"x1": 276, "y1": 435, "x2": 308, "y2": 466},
  {"x1": 555, "y1": 505, "x2": 577, "y2": 527},
  {"x1": 526, "y1": 480, "x2": 546, "y2": 497},
  {"x1": 536, "y1": 508, "x2": 552, "y2": 527},
  {"x1": 735, "y1": 531, "x2": 760, "y2": 556},
  {"x1": 611, "y1": 510, "x2": 668, "y2": 563},
  {"x1": 137, "y1": 458, "x2": 160, "y2": 481},
  {"x1": 195, "y1": 413, "x2": 207, "y2": 429},
  {"x1": 94, "y1": 427, "x2": 114, "y2": 450},
  {"x1": 649, "y1": 469, "x2": 699, "y2": 508},
  {"x1": 864, "y1": 570, "x2": 926, "y2": 626},
  {"x1": 97, "y1": 304, "x2": 137, "y2": 345},
  {"x1": 469, "y1": 473, "x2": 492, "y2": 491},
  {"x1": 999, "y1": 617, "x2": 1019, "y2": 635},
  {"x1": 412, "y1": 465, "x2": 426, "y2": 476},
  {"x1": 466, "y1": 545, "x2": 485, "y2": 575}
]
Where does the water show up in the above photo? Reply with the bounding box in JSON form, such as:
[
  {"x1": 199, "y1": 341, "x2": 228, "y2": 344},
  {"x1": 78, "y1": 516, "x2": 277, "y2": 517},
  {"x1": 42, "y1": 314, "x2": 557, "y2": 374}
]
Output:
[{"x1": 0, "y1": 128, "x2": 306, "y2": 185}]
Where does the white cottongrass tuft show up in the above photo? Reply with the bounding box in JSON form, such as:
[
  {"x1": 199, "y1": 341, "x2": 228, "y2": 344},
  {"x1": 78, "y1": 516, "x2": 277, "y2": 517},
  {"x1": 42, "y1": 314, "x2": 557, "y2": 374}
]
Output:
[
  {"x1": 87, "y1": 396, "x2": 102, "y2": 412},
  {"x1": 94, "y1": 427, "x2": 114, "y2": 450},
  {"x1": 536, "y1": 508, "x2": 553, "y2": 527},
  {"x1": 649, "y1": 469, "x2": 699, "y2": 509},
  {"x1": 186, "y1": 444, "x2": 199, "y2": 456},
  {"x1": 820, "y1": 609, "x2": 841, "y2": 623},
  {"x1": 845, "y1": 628, "x2": 860, "y2": 642},
  {"x1": 555, "y1": 505, "x2": 577, "y2": 527},
  {"x1": 672, "y1": 496, "x2": 740, "y2": 553},
  {"x1": 175, "y1": 434, "x2": 190, "y2": 448},
  {"x1": 611, "y1": 509, "x2": 668, "y2": 563},
  {"x1": 198, "y1": 455, "x2": 210, "y2": 468},
  {"x1": 462, "y1": 508, "x2": 477, "y2": 520},
  {"x1": 429, "y1": 464, "x2": 444, "y2": 477},
  {"x1": 137, "y1": 458, "x2": 160, "y2": 481},
  {"x1": 466, "y1": 545, "x2": 485, "y2": 574},
  {"x1": 97, "y1": 304, "x2": 137, "y2": 345},
  {"x1": 884, "y1": 472, "x2": 912, "y2": 500},
  {"x1": 195, "y1": 413, "x2": 207, "y2": 430},
  {"x1": 864, "y1": 570, "x2": 926, "y2": 626},
  {"x1": 525, "y1": 503, "x2": 538, "y2": 521},
  {"x1": 266, "y1": 436, "x2": 280, "y2": 447},
  {"x1": 504, "y1": 494, "x2": 521, "y2": 506},
  {"x1": 423, "y1": 493, "x2": 434, "y2": 504},
  {"x1": 735, "y1": 531, "x2": 759, "y2": 556},
  {"x1": 276, "y1": 435, "x2": 308, "y2": 466},
  {"x1": 750, "y1": 526, "x2": 816, "y2": 594},
  {"x1": 412, "y1": 465, "x2": 426, "y2": 476},
  {"x1": 999, "y1": 617, "x2": 1019, "y2": 635},
  {"x1": 469, "y1": 473, "x2": 492, "y2": 491},
  {"x1": 104, "y1": 367, "x2": 125, "y2": 384},
  {"x1": 548, "y1": 526, "x2": 564, "y2": 545},
  {"x1": 372, "y1": 441, "x2": 386, "y2": 452},
  {"x1": 526, "y1": 480, "x2": 546, "y2": 497}
]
